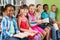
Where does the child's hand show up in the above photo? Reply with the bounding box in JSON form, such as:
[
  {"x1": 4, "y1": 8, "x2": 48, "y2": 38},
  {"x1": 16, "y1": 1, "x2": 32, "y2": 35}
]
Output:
[
  {"x1": 26, "y1": 30, "x2": 33, "y2": 33},
  {"x1": 37, "y1": 21, "x2": 43, "y2": 24},
  {"x1": 32, "y1": 30, "x2": 38, "y2": 34}
]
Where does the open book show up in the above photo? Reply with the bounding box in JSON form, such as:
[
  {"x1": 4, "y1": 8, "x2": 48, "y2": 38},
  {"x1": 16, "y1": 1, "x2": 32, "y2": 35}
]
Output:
[
  {"x1": 24, "y1": 32, "x2": 36, "y2": 36},
  {"x1": 35, "y1": 18, "x2": 49, "y2": 23},
  {"x1": 42, "y1": 18, "x2": 49, "y2": 23},
  {"x1": 53, "y1": 23, "x2": 59, "y2": 30},
  {"x1": 13, "y1": 32, "x2": 29, "y2": 38},
  {"x1": 13, "y1": 32, "x2": 36, "y2": 38}
]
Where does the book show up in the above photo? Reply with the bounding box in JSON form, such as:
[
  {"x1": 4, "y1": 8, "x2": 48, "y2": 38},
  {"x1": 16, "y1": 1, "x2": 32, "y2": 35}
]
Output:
[
  {"x1": 13, "y1": 32, "x2": 36, "y2": 38},
  {"x1": 13, "y1": 32, "x2": 29, "y2": 38},
  {"x1": 53, "y1": 23, "x2": 59, "y2": 30},
  {"x1": 24, "y1": 32, "x2": 36, "y2": 36},
  {"x1": 42, "y1": 18, "x2": 49, "y2": 23}
]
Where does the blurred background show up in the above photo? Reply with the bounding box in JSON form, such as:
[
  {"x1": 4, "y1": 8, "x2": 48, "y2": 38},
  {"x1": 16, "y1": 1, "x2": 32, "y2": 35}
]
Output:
[
  {"x1": 0, "y1": 0, "x2": 60, "y2": 40},
  {"x1": 0, "y1": 0, "x2": 60, "y2": 22},
  {"x1": 0, "y1": 0, "x2": 60, "y2": 25}
]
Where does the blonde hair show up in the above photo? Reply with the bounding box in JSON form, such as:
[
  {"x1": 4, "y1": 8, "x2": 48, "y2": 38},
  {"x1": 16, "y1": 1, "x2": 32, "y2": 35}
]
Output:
[{"x1": 29, "y1": 4, "x2": 35, "y2": 8}]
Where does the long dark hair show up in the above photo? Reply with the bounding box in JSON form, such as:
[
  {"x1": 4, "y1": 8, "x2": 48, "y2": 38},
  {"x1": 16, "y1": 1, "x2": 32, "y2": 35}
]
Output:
[{"x1": 16, "y1": 4, "x2": 28, "y2": 18}]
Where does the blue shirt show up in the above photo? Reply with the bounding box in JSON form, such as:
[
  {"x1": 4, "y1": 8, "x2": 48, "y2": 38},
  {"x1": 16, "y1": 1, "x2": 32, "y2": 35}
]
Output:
[
  {"x1": 41, "y1": 11, "x2": 49, "y2": 19},
  {"x1": 1, "y1": 16, "x2": 20, "y2": 38},
  {"x1": 49, "y1": 11, "x2": 56, "y2": 21}
]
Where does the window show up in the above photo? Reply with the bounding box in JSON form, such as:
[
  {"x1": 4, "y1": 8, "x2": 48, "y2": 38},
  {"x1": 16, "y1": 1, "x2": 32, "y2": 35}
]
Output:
[
  {"x1": 3, "y1": 0, "x2": 14, "y2": 5},
  {"x1": 0, "y1": 0, "x2": 3, "y2": 5},
  {"x1": 15, "y1": 0, "x2": 26, "y2": 6},
  {"x1": 26, "y1": 0, "x2": 35, "y2": 6}
]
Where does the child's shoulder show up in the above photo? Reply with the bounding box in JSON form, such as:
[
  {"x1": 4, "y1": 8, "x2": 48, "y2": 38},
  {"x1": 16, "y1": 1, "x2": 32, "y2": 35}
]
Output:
[{"x1": 2, "y1": 16, "x2": 8, "y2": 20}]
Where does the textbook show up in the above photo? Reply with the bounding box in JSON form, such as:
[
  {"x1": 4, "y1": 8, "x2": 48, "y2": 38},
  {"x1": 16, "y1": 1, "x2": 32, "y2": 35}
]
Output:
[
  {"x1": 24, "y1": 32, "x2": 36, "y2": 36},
  {"x1": 35, "y1": 18, "x2": 49, "y2": 23},
  {"x1": 42, "y1": 18, "x2": 49, "y2": 23},
  {"x1": 13, "y1": 32, "x2": 35, "y2": 38},
  {"x1": 53, "y1": 23, "x2": 59, "y2": 30},
  {"x1": 13, "y1": 32, "x2": 29, "y2": 38}
]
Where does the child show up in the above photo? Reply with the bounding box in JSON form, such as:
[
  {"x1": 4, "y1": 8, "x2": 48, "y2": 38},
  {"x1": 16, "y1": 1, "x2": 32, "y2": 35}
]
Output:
[
  {"x1": 35, "y1": 4, "x2": 43, "y2": 24},
  {"x1": 28, "y1": 4, "x2": 46, "y2": 40},
  {"x1": 41, "y1": 4, "x2": 51, "y2": 40},
  {"x1": 35, "y1": 4, "x2": 43, "y2": 19},
  {"x1": 49, "y1": 5, "x2": 59, "y2": 40},
  {"x1": 49, "y1": 5, "x2": 59, "y2": 30},
  {"x1": 1, "y1": 4, "x2": 29, "y2": 40},
  {"x1": 49, "y1": 5, "x2": 56, "y2": 21},
  {"x1": 17, "y1": 5, "x2": 40, "y2": 40}
]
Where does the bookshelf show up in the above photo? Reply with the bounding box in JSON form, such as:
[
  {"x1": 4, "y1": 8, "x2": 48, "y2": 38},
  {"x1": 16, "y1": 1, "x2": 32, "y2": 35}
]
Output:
[
  {"x1": 0, "y1": 0, "x2": 36, "y2": 24},
  {"x1": 0, "y1": 0, "x2": 26, "y2": 24}
]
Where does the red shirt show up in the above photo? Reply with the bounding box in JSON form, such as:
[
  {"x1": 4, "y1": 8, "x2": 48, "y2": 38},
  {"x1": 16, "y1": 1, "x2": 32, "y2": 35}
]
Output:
[{"x1": 18, "y1": 15, "x2": 29, "y2": 30}]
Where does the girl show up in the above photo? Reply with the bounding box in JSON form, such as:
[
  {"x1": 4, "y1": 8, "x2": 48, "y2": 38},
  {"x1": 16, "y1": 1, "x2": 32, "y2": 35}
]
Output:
[
  {"x1": 17, "y1": 5, "x2": 40, "y2": 40},
  {"x1": 1, "y1": 4, "x2": 29, "y2": 40},
  {"x1": 28, "y1": 4, "x2": 46, "y2": 40},
  {"x1": 35, "y1": 4, "x2": 43, "y2": 20},
  {"x1": 35, "y1": 4, "x2": 43, "y2": 23}
]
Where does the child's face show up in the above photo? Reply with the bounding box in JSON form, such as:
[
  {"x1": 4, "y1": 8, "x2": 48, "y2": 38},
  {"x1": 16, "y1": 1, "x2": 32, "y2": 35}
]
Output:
[
  {"x1": 6, "y1": 6, "x2": 14, "y2": 17},
  {"x1": 29, "y1": 6, "x2": 35, "y2": 13},
  {"x1": 37, "y1": 5, "x2": 43, "y2": 12},
  {"x1": 20, "y1": 9, "x2": 25, "y2": 14},
  {"x1": 44, "y1": 6, "x2": 48, "y2": 12},
  {"x1": 24, "y1": 9, "x2": 28, "y2": 16},
  {"x1": 51, "y1": 6, "x2": 56, "y2": 12}
]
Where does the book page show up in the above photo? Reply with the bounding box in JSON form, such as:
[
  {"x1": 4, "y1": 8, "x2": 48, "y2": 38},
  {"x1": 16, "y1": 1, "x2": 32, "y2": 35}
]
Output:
[
  {"x1": 42, "y1": 18, "x2": 49, "y2": 23},
  {"x1": 24, "y1": 32, "x2": 35, "y2": 36},
  {"x1": 13, "y1": 32, "x2": 29, "y2": 38}
]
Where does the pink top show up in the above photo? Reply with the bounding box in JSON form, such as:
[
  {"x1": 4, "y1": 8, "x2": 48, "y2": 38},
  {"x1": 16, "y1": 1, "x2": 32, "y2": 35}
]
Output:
[{"x1": 29, "y1": 12, "x2": 35, "y2": 21}]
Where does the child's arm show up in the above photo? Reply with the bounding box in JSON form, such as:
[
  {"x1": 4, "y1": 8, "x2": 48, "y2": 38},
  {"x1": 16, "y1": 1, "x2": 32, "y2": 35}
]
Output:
[
  {"x1": 1, "y1": 18, "x2": 13, "y2": 37},
  {"x1": 17, "y1": 17, "x2": 21, "y2": 29},
  {"x1": 27, "y1": 21, "x2": 38, "y2": 33}
]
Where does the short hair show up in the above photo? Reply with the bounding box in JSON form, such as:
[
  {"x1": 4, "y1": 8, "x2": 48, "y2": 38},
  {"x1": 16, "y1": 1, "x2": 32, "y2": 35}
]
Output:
[
  {"x1": 43, "y1": 4, "x2": 48, "y2": 9},
  {"x1": 36, "y1": 4, "x2": 41, "y2": 8},
  {"x1": 29, "y1": 4, "x2": 35, "y2": 8},
  {"x1": 51, "y1": 4, "x2": 56, "y2": 7},
  {"x1": 5, "y1": 4, "x2": 15, "y2": 10}
]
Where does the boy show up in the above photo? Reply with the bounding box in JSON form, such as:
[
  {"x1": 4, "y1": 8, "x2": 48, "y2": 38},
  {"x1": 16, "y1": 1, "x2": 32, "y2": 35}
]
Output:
[
  {"x1": 49, "y1": 5, "x2": 59, "y2": 40},
  {"x1": 41, "y1": 4, "x2": 51, "y2": 40},
  {"x1": 49, "y1": 5, "x2": 56, "y2": 21}
]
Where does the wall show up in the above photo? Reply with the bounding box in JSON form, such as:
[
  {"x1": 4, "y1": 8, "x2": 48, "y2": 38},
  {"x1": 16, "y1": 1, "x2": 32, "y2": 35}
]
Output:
[
  {"x1": 36, "y1": 0, "x2": 43, "y2": 5},
  {"x1": 36, "y1": 0, "x2": 60, "y2": 21}
]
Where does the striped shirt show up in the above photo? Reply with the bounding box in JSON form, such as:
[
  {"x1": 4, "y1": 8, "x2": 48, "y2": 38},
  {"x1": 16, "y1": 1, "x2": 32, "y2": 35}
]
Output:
[{"x1": 1, "y1": 16, "x2": 20, "y2": 38}]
